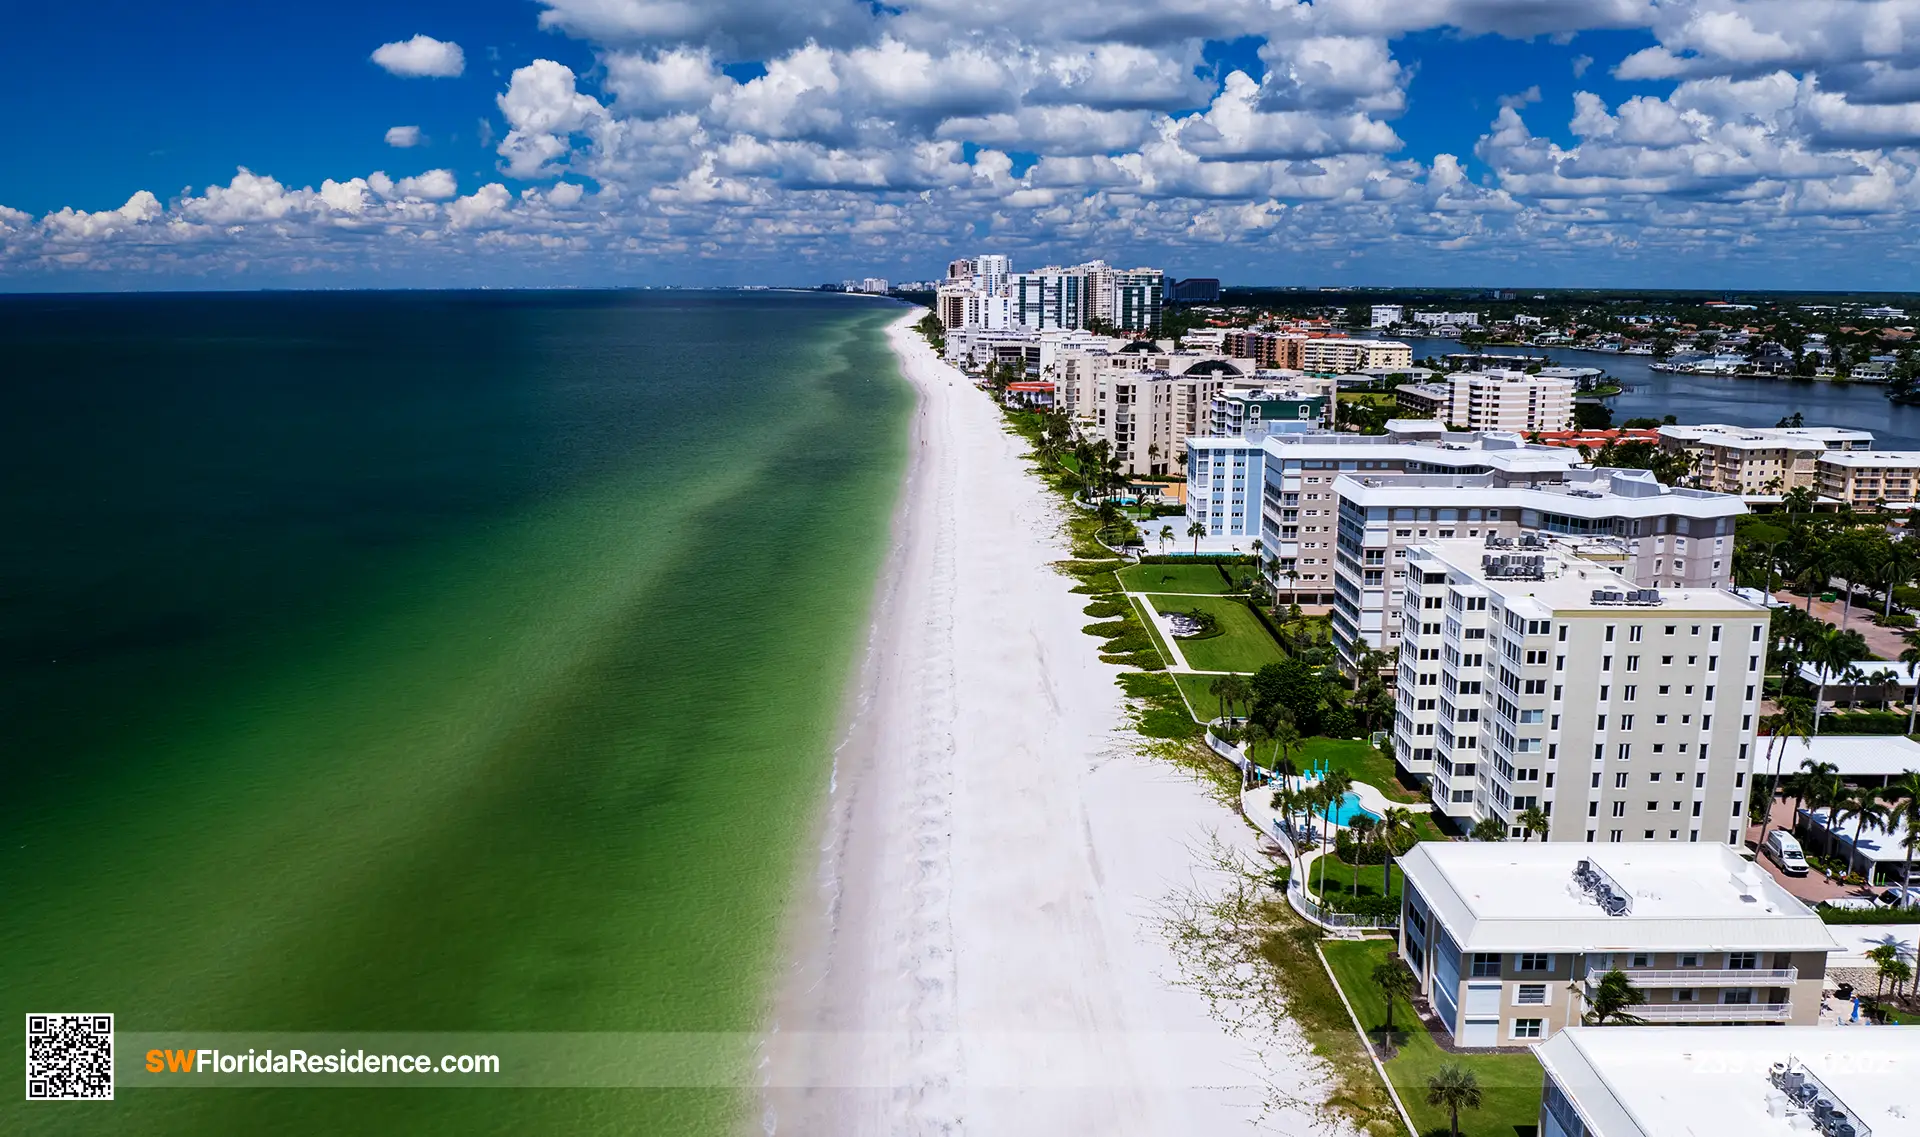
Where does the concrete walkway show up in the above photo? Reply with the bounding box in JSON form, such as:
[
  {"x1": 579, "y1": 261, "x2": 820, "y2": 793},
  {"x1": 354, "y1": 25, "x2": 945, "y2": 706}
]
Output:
[{"x1": 1773, "y1": 588, "x2": 1912, "y2": 660}]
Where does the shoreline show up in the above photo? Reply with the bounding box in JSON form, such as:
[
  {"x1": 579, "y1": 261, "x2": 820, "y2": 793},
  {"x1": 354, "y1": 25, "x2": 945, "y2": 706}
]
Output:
[{"x1": 757, "y1": 310, "x2": 1341, "y2": 1134}]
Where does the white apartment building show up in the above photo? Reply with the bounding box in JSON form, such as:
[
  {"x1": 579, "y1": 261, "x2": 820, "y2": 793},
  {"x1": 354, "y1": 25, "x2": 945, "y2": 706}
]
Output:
[
  {"x1": 1370, "y1": 304, "x2": 1403, "y2": 328},
  {"x1": 1657, "y1": 423, "x2": 1874, "y2": 497},
  {"x1": 1331, "y1": 470, "x2": 1744, "y2": 670},
  {"x1": 1414, "y1": 311, "x2": 1482, "y2": 327},
  {"x1": 1398, "y1": 844, "x2": 1836, "y2": 1048},
  {"x1": 1092, "y1": 365, "x2": 1242, "y2": 476},
  {"x1": 935, "y1": 285, "x2": 1014, "y2": 330},
  {"x1": 1535, "y1": 1027, "x2": 1917, "y2": 1137},
  {"x1": 1300, "y1": 338, "x2": 1413, "y2": 373},
  {"x1": 1816, "y1": 450, "x2": 1920, "y2": 506},
  {"x1": 1393, "y1": 536, "x2": 1768, "y2": 834},
  {"x1": 1445, "y1": 369, "x2": 1575, "y2": 433},
  {"x1": 1187, "y1": 437, "x2": 1266, "y2": 544},
  {"x1": 1255, "y1": 428, "x2": 1585, "y2": 607}
]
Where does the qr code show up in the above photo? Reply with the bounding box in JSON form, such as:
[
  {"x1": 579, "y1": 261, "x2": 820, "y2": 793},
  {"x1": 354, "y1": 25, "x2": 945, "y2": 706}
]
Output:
[{"x1": 26, "y1": 1013, "x2": 114, "y2": 1101}]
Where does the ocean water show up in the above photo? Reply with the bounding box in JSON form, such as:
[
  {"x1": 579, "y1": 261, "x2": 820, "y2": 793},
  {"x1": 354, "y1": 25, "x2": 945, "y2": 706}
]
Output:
[{"x1": 0, "y1": 291, "x2": 910, "y2": 1134}]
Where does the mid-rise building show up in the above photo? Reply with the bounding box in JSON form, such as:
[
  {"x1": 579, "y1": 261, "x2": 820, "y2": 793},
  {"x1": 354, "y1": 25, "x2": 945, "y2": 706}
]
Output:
[
  {"x1": 1445, "y1": 370, "x2": 1576, "y2": 433},
  {"x1": 1090, "y1": 362, "x2": 1249, "y2": 476},
  {"x1": 1816, "y1": 450, "x2": 1920, "y2": 506},
  {"x1": 1222, "y1": 329, "x2": 1306, "y2": 369},
  {"x1": 1534, "y1": 1027, "x2": 1917, "y2": 1137},
  {"x1": 1333, "y1": 470, "x2": 1743, "y2": 670},
  {"x1": 1657, "y1": 423, "x2": 1874, "y2": 497},
  {"x1": 1393, "y1": 536, "x2": 1768, "y2": 829},
  {"x1": 1394, "y1": 381, "x2": 1450, "y2": 419},
  {"x1": 1398, "y1": 843, "x2": 1836, "y2": 1050},
  {"x1": 1209, "y1": 386, "x2": 1330, "y2": 437},
  {"x1": 1370, "y1": 304, "x2": 1403, "y2": 328},
  {"x1": 1299, "y1": 338, "x2": 1413, "y2": 373},
  {"x1": 1413, "y1": 311, "x2": 1482, "y2": 327},
  {"x1": 936, "y1": 285, "x2": 1014, "y2": 330},
  {"x1": 1186, "y1": 437, "x2": 1266, "y2": 545}
]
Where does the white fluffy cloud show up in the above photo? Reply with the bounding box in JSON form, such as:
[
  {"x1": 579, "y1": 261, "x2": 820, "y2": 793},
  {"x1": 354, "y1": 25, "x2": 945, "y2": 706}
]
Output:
[
  {"x1": 371, "y1": 35, "x2": 466, "y2": 79},
  {"x1": 385, "y1": 125, "x2": 423, "y2": 147},
  {"x1": 21, "y1": 0, "x2": 1920, "y2": 286}
]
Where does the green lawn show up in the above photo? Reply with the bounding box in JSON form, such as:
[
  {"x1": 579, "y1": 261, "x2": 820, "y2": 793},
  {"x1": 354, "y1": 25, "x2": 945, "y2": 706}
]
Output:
[
  {"x1": 1119, "y1": 562, "x2": 1238, "y2": 594},
  {"x1": 1304, "y1": 852, "x2": 1404, "y2": 904},
  {"x1": 1148, "y1": 594, "x2": 1287, "y2": 672},
  {"x1": 1172, "y1": 671, "x2": 1253, "y2": 721},
  {"x1": 1293, "y1": 737, "x2": 1436, "y2": 809},
  {"x1": 1323, "y1": 939, "x2": 1544, "y2": 1137},
  {"x1": 1132, "y1": 595, "x2": 1178, "y2": 668}
]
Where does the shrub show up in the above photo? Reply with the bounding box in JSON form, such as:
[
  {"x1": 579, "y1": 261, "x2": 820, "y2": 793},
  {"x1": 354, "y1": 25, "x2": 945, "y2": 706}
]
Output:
[
  {"x1": 1136, "y1": 553, "x2": 1258, "y2": 565},
  {"x1": 1819, "y1": 906, "x2": 1918, "y2": 925},
  {"x1": 1817, "y1": 710, "x2": 1913, "y2": 735},
  {"x1": 1335, "y1": 827, "x2": 1420, "y2": 864},
  {"x1": 1876, "y1": 612, "x2": 1917, "y2": 629},
  {"x1": 1318, "y1": 892, "x2": 1400, "y2": 917}
]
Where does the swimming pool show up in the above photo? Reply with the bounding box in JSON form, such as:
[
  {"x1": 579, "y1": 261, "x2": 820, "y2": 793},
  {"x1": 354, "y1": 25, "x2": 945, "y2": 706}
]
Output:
[{"x1": 1328, "y1": 792, "x2": 1380, "y2": 827}]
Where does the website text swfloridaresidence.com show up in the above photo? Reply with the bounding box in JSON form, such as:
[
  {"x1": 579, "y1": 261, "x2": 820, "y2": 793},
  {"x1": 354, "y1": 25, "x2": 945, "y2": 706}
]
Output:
[{"x1": 145, "y1": 1048, "x2": 499, "y2": 1077}]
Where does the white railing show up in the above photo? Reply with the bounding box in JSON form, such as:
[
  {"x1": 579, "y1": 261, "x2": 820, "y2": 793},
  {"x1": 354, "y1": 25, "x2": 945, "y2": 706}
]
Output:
[
  {"x1": 1590, "y1": 967, "x2": 1797, "y2": 988},
  {"x1": 1631, "y1": 1001, "x2": 1793, "y2": 1023}
]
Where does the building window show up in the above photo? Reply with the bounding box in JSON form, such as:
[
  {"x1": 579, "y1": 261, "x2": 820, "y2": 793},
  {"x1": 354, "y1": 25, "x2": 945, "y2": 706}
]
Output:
[
  {"x1": 1511, "y1": 1018, "x2": 1543, "y2": 1039},
  {"x1": 1516, "y1": 984, "x2": 1547, "y2": 1005},
  {"x1": 1517, "y1": 953, "x2": 1551, "y2": 972},
  {"x1": 1470, "y1": 953, "x2": 1501, "y2": 977}
]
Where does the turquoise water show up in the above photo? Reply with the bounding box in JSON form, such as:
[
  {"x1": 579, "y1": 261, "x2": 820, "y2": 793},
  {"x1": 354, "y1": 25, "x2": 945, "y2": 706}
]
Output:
[
  {"x1": 1328, "y1": 792, "x2": 1380, "y2": 827},
  {"x1": 0, "y1": 291, "x2": 911, "y2": 1135}
]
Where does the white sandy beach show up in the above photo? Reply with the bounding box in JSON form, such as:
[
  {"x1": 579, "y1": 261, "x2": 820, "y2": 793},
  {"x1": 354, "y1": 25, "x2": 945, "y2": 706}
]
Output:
[{"x1": 759, "y1": 311, "x2": 1342, "y2": 1135}]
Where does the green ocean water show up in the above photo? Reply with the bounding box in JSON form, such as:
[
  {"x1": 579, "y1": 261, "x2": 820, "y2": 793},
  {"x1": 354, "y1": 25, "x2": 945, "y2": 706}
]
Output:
[{"x1": 0, "y1": 291, "x2": 911, "y2": 1133}]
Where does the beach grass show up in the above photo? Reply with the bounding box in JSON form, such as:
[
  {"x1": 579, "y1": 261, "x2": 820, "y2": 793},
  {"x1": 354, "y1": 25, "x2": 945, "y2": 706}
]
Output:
[
  {"x1": 1147, "y1": 594, "x2": 1287, "y2": 672},
  {"x1": 1252, "y1": 914, "x2": 1404, "y2": 1136},
  {"x1": 1118, "y1": 672, "x2": 1206, "y2": 740},
  {"x1": 1323, "y1": 939, "x2": 1544, "y2": 1137},
  {"x1": 1118, "y1": 562, "x2": 1237, "y2": 594}
]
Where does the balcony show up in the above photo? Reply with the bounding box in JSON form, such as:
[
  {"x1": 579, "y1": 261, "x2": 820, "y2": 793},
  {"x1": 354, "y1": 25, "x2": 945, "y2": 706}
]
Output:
[
  {"x1": 1589, "y1": 967, "x2": 1797, "y2": 988},
  {"x1": 1628, "y1": 1001, "x2": 1793, "y2": 1023}
]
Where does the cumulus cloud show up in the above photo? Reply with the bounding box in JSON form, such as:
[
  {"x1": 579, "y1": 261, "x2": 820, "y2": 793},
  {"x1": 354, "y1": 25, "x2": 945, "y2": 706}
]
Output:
[
  {"x1": 23, "y1": 0, "x2": 1920, "y2": 286},
  {"x1": 371, "y1": 35, "x2": 465, "y2": 79},
  {"x1": 385, "y1": 125, "x2": 423, "y2": 147}
]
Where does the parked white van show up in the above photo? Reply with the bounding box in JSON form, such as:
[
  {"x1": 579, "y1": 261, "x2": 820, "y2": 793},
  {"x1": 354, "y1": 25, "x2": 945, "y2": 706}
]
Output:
[{"x1": 1764, "y1": 830, "x2": 1809, "y2": 876}]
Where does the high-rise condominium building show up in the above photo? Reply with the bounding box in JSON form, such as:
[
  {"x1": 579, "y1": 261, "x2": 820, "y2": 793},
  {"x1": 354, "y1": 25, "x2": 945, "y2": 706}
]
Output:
[
  {"x1": 1010, "y1": 261, "x2": 1165, "y2": 332},
  {"x1": 1370, "y1": 305, "x2": 1404, "y2": 328},
  {"x1": 1393, "y1": 535, "x2": 1767, "y2": 838},
  {"x1": 1330, "y1": 467, "x2": 1742, "y2": 673},
  {"x1": 1445, "y1": 370, "x2": 1575, "y2": 433}
]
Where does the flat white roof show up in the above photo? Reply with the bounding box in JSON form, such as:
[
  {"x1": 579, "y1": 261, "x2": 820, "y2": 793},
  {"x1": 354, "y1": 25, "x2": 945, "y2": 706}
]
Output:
[
  {"x1": 1751, "y1": 734, "x2": 1920, "y2": 779},
  {"x1": 1820, "y1": 451, "x2": 1920, "y2": 468},
  {"x1": 1798, "y1": 661, "x2": 1920, "y2": 686},
  {"x1": 1413, "y1": 539, "x2": 1765, "y2": 616},
  {"x1": 1535, "y1": 1026, "x2": 1920, "y2": 1137},
  {"x1": 1335, "y1": 473, "x2": 1746, "y2": 520},
  {"x1": 1397, "y1": 842, "x2": 1838, "y2": 952},
  {"x1": 1802, "y1": 806, "x2": 1915, "y2": 866}
]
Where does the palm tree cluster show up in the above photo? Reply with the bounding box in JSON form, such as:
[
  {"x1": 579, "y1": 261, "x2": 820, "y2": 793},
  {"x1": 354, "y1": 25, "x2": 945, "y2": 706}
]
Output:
[
  {"x1": 1766, "y1": 756, "x2": 1920, "y2": 890},
  {"x1": 1750, "y1": 518, "x2": 1920, "y2": 633}
]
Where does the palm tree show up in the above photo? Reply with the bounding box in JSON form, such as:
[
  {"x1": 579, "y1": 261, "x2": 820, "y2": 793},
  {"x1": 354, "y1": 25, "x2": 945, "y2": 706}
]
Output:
[
  {"x1": 1758, "y1": 699, "x2": 1812, "y2": 848},
  {"x1": 1315, "y1": 770, "x2": 1355, "y2": 898},
  {"x1": 1903, "y1": 646, "x2": 1920, "y2": 736},
  {"x1": 1806, "y1": 770, "x2": 1852, "y2": 858},
  {"x1": 1518, "y1": 806, "x2": 1550, "y2": 842},
  {"x1": 1270, "y1": 717, "x2": 1302, "y2": 777},
  {"x1": 1347, "y1": 815, "x2": 1378, "y2": 896},
  {"x1": 1376, "y1": 806, "x2": 1417, "y2": 897},
  {"x1": 1835, "y1": 786, "x2": 1891, "y2": 880},
  {"x1": 1373, "y1": 957, "x2": 1416, "y2": 1046},
  {"x1": 1881, "y1": 540, "x2": 1917, "y2": 622},
  {"x1": 1158, "y1": 523, "x2": 1173, "y2": 553},
  {"x1": 1784, "y1": 484, "x2": 1817, "y2": 519},
  {"x1": 1807, "y1": 626, "x2": 1869, "y2": 735},
  {"x1": 1471, "y1": 817, "x2": 1508, "y2": 842},
  {"x1": 1425, "y1": 1064, "x2": 1484, "y2": 1137},
  {"x1": 1787, "y1": 758, "x2": 1839, "y2": 836},
  {"x1": 1187, "y1": 520, "x2": 1205, "y2": 556},
  {"x1": 1884, "y1": 770, "x2": 1920, "y2": 898},
  {"x1": 1584, "y1": 969, "x2": 1649, "y2": 1024}
]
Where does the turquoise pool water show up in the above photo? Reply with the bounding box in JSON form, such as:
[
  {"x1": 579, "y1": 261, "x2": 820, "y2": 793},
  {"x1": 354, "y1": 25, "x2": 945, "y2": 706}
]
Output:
[{"x1": 1328, "y1": 792, "x2": 1380, "y2": 826}]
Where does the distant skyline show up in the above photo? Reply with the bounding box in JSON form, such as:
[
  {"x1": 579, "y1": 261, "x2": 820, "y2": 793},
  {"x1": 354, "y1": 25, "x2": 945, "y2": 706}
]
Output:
[{"x1": 8, "y1": 1, "x2": 1920, "y2": 291}]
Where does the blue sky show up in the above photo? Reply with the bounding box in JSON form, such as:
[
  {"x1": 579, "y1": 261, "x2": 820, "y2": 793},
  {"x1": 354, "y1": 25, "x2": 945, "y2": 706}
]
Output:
[{"x1": 7, "y1": 0, "x2": 1920, "y2": 290}]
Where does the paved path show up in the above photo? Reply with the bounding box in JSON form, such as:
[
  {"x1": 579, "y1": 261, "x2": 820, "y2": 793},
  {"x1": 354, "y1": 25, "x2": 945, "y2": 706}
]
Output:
[{"x1": 1773, "y1": 589, "x2": 1912, "y2": 660}]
